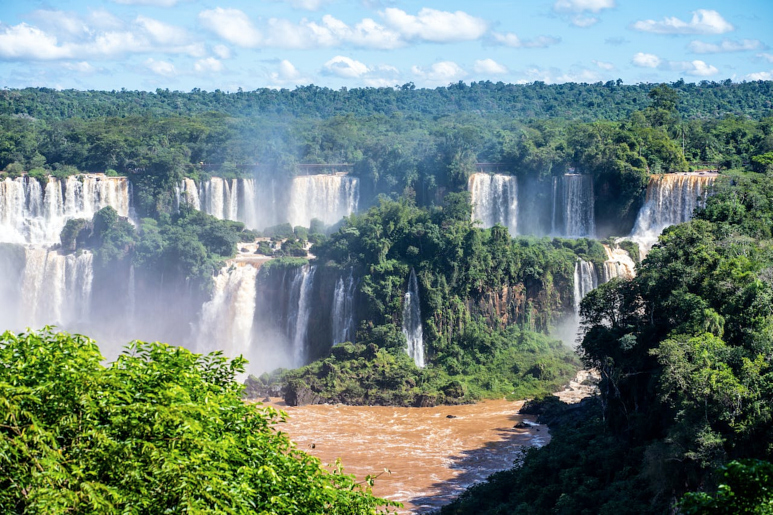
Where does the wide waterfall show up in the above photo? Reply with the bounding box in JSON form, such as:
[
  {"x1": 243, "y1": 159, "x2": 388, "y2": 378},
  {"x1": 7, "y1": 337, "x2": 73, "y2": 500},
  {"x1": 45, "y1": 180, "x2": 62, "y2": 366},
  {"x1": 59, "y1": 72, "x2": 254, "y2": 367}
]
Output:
[
  {"x1": 287, "y1": 175, "x2": 359, "y2": 228},
  {"x1": 0, "y1": 175, "x2": 131, "y2": 245},
  {"x1": 630, "y1": 173, "x2": 716, "y2": 253},
  {"x1": 200, "y1": 177, "x2": 239, "y2": 221},
  {"x1": 402, "y1": 269, "x2": 425, "y2": 368},
  {"x1": 468, "y1": 173, "x2": 518, "y2": 235},
  {"x1": 573, "y1": 259, "x2": 598, "y2": 315},
  {"x1": 20, "y1": 247, "x2": 94, "y2": 329},
  {"x1": 332, "y1": 269, "x2": 357, "y2": 345},
  {"x1": 552, "y1": 174, "x2": 595, "y2": 238},
  {"x1": 196, "y1": 264, "x2": 258, "y2": 358},
  {"x1": 601, "y1": 244, "x2": 636, "y2": 282}
]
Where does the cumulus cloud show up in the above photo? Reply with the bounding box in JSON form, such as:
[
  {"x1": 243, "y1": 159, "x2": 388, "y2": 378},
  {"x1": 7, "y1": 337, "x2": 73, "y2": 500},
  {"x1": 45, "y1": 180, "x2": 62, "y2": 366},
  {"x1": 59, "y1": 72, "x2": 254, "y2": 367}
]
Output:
[
  {"x1": 411, "y1": 61, "x2": 467, "y2": 83},
  {"x1": 323, "y1": 55, "x2": 370, "y2": 78},
  {"x1": 571, "y1": 16, "x2": 599, "y2": 28},
  {"x1": 135, "y1": 15, "x2": 190, "y2": 46},
  {"x1": 144, "y1": 58, "x2": 177, "y2": 77},
  {"x1": 688, "y1": 39, "x2": 762, "y2": 54},
  {"x1": 516, "y1": 66, "x2": 601, "y2": 84},
  {"x1": 194, "y1": 57, "x2": 224, "y2": 74},
  {"x1": 492, "y1": 33, "x2": 560, "y2": 49},
  {"x1": 199, "y1": 8, "x2": 262, "y2": 47},
  {"x1": 62, "y1": 61, "x2": 96, "y2": 73},
  {"x1": 632, "y1": 52, "x2": 719, "y2": 76},
  {"x1": 269, "y1": 59, "x2": 310, "y2": 87},
  {"x1": 593, "y1": 60, "x2": 615, "y2": 70},
  {"x1": 380, "y1": 8, "x2": 488, "y2": 43},
  {"x1": 553, "y1": 0, "x2": 615, "y2": 13},
  {"x1": 213, "y1": 44, "x2": 231, "y2": 59},
  {"x1": 263, "y1": 15, "x2": 403, "y2": 49},
  {"x1": 0, "y1": 23, "x2": 74, "y2": 60},
  {"x1": 474, "y1": 58, "x2": 507, "y2": 74},
  {"x1": 632, "y1": 10, "x2": 734, "y2": 35},
  {"x1": 746, "y1": 71, "x2": 773, "y2": 81}
]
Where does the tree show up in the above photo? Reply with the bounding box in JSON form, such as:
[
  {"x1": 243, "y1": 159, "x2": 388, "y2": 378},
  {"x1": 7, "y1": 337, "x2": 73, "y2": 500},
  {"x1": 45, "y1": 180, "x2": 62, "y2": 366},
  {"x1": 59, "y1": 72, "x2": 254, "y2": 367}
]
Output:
[{"x1": 0, "y1": 328, "x2": 397, "y2": 514}]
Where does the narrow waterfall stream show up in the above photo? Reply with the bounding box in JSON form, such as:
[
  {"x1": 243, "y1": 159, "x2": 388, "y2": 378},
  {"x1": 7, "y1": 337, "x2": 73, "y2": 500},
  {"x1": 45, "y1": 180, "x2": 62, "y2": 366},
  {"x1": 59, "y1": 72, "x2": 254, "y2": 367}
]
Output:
[
  {"x1": 402, "y1": 269, "x2": 425, "y2": 368},
  {"x1": 332, "y1": 269, "x2": 357, "y2": 345}
]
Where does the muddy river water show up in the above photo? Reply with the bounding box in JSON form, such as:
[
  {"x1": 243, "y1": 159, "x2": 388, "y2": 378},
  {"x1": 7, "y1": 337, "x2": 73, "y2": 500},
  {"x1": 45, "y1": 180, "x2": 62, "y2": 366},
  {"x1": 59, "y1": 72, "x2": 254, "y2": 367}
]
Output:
[{"x1": 267, "y1": 399, "x2": 549, "y2": 513}]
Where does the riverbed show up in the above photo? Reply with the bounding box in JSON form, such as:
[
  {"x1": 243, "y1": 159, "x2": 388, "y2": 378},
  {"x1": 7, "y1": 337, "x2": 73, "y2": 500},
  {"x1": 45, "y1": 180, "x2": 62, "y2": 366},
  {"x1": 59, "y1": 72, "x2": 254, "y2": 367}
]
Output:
[{"x1": 267, "y1": 399, "x2": 548, "y2": 513}]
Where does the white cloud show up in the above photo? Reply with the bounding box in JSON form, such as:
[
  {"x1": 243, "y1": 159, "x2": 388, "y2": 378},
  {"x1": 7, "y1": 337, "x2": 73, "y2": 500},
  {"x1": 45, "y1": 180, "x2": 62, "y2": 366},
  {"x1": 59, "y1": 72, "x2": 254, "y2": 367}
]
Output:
[
  {"x1": 28, "y1": 10, "x2": 90, "y2": 39},
  {"x1": 213, "y1": 44, "x2": 231, "y2": 59},
  {"x1": 323, "y1": 55, "x2": 370, "y2": 78},
  {"x1": 194, "y1": 57, "x2": 223, "y2": 74},
  {"x1": 553, "y1": 0, "x2": 615, "y2": 13},
  {"x1": 517, "y1": 66, "x2": 601, "y2": 84},
  {"x1": 593, "y1": 60, "x2": 615, "y2": 70},
  {"x1": 381, "y1": 8, "x2": 488, "y2": 43},
  {"x1": 270, "y1": 59, "x2": 310, "y2": 87},
  {"x1": 135, "y1": 15, "x2": 190, "y2": 46},
  {"x1": 62, "y1": 61, "x2": 96, "y2": 73},
  {"x1": 746, "y1": 71, "x2": 773, "y2": 81},
  {"x1": 492, "y1": 33, "x2": 560, "y2": 49},
  {"x1": 113, "y1": 0, "x2": 183, "y2": 6},
  {"x1": 474, "y1": 58, "x2": 507, "y2": 74},
  {"x1": 688, "y1": 39, "x2": 762, "y2": 54},
  {"x1": 363, "y1": 65, "x2": 401, "y2": 87},
  {"x1": 632, "y1": 10, "x2": 734, "y2": 35},
  {"x1": 0, "y1": 23, "x2": 74, "y2": 60},
  {"x1": 632, "y1": 52, "x2": 719, "y2": 76},
  {"x1": 632, "y1": 52, "x2": 661, "y2": 68},
  {"x1": 572, "y1": 16, "x2": 599, "y2": 27},
  {"x1": 759, "y1": 53, "x2": 773, "y2": 63},
  {"x1": 412, "y1": 61, "x2": 467, "y2": 83},
  {"x1": 199, "y1": 8, "x2": 262, "y2": 48},
  {"x1": 144, "y1": 58, "x2": 177, "y2": 77}
]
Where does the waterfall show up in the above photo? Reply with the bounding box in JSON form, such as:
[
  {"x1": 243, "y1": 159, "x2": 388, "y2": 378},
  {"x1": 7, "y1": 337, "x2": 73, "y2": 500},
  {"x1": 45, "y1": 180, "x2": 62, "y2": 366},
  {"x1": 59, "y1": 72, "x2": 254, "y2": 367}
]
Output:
[
  {"x1": 600, "y1": 244, "x2": 636, "y2": 282},
  {"x1": 286, "y1": 265, "x2": 317, "y2": 367},
  {"x1": 554, "y1": 174, "x2": 595, "y2": 238},
  {"x1": 178, "y1": 178, "x2": 201, "y2": 210},
  {"x1": 630, "y1": 173, "x2": 716, "y2": 253},
  {"x1": 196, "y1": 264, "x2": 258, "y2": 358},
  {"x1": 468, "y1": 173, "x2": 518, "y2": 235},
  {"x1": 20, "y1": 247, "x2": 94, "y2": 328},
  {"x1": 332, "y1": 269, "x2": 357, "y2": 345},
  {"x1": 287, "y1": 175, "x2": 359, "y2": 227},
  {"x1": 402, "y1": 269, "x2": 425, "y2": 368},
  {"x1": 0, "y1": 175, "x2": 131, "y2": 245},
  {"x1": 573, "y1": 259, "x2": 598, "y2": 315}
]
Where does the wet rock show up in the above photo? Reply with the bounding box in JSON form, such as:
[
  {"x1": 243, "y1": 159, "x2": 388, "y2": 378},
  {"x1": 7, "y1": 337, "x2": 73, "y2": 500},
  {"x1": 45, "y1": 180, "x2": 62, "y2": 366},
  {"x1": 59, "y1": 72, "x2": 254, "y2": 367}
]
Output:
[
  {"x1": 446, "y1": 415, "x2": 457, "y2": 419},
  {"x1": 413, "y1": 394, "x2": 437, "y2": 408},
  {"x1": 514, "y1": 422, "x2": 528, "y2": 429},
  {"x1": 284, "y1": 381, "x2": 323, "y2": 407}
]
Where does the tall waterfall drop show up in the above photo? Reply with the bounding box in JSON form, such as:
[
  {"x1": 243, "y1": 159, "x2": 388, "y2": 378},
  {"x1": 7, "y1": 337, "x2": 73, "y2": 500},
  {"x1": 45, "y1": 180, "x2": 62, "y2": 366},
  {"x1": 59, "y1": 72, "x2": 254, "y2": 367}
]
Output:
[
  {"x1": 287, "y1": 265, "x2": 317, "y2": 367},
  {"x1": 468, "y1": 173, "x2": 518, "y2": 235},
  {"x1": 0, "y1": 175, "x2": 131, "y2": 245},
  {"x1": 402, "y1": 269, "x2": 425, "y2": 368},
  {"x1": 552, "y1": 174, "x2": 595, "y2": 238},
  {"x1": 21, "y1": 247, "x2": 94, "y2": 329},
  {"x1": 600, "y1": 244, "x2": 636, "y2": 282},
  {"x1": 332, "y1": 269, "x2": 357, "y2": 345},
  {"x1": 630, "y1": 173, "x2": 716, "y2": 253},
  {"x1": 287, "y1": 175, "x2": 359, "y2": 227},
  {"x1": 573, "y1": 259, "x2": 598, "y2": 315}
]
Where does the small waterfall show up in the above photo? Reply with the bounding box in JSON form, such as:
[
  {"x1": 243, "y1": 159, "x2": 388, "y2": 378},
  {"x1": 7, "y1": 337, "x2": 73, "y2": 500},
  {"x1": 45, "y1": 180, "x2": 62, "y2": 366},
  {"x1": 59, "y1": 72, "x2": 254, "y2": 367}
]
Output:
[
  {"x1": 468, "y1": 173, "x2": 518, "y2": 235},
  {"x1": 630, "y1": 173, "x2": 716, "y2": 253},
  {"x1": 196, "y1": 264, "x2": 258, "y2": 358},
  {"x1": 178, "y1": 178, "x2": 201, "y2": 210},
  {"x1": 573, "y1": 259, "x2": 598, "y2": 315},
  {"x1": 287, "y1": 175, "x2": 359, "y2": 227},
  {"x1": 287, "y1": 265, "x2": 317, "y2": 367},
  {"x1": 600, "y1": 244, "x2": 636, "y2": 282},
  {"x1": 332, "y1": 269, "x2": 357, "y2": 345},
  {"x1": 20, "y1": 247, "x2": 94, "y2": 328},
  {"x1": 0, "y1": 175, "x2": 131, "y2": 245},
  {"x1": 554, "y1": 174, "x2": 595, "y2": 238},
  {"x1": 402, "y1": 269, "x2": 425, "y2": 368}
]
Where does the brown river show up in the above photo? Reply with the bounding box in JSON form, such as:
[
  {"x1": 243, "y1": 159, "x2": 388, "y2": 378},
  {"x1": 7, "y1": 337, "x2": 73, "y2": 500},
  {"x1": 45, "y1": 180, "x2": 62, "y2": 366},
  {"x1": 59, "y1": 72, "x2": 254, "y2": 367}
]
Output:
[{"x1": 266, "y1": 399, "x2": 549, "y2": 513}]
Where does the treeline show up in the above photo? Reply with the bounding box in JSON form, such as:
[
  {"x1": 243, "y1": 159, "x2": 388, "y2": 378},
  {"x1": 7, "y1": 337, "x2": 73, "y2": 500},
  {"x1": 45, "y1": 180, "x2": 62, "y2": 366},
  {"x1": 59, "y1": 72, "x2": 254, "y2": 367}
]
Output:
[
  {"x1": 442, "y1": 170, "x2": 773, "y2": 513},
  {"x1": 1, "y1": 80, "x2": 772, "y2": 121}
]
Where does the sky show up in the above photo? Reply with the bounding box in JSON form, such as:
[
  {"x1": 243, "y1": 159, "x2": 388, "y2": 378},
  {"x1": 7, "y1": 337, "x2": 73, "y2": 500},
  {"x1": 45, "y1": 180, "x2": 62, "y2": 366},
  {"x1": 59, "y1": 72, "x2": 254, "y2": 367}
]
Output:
[{"x1": 0, "y1": 0, "x2": 771, "y2": 91}]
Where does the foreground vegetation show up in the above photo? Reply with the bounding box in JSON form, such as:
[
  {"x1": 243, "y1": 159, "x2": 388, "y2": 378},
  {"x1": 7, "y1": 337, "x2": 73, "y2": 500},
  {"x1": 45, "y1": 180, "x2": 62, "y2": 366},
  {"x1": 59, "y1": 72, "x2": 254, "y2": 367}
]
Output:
[
  {"x1": 0, "y1": 328, "x2": 396, "y2": 514},
  {"x1": 442, "y1": 171, "x2": 773, "y2": 513}
]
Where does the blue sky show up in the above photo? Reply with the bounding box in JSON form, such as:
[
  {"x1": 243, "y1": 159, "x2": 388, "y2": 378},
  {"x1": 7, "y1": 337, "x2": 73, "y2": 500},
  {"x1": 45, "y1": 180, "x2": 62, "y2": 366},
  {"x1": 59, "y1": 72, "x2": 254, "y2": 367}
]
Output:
[{"x1": 0, "y1": 0, "x2": 771, "y2": 91}]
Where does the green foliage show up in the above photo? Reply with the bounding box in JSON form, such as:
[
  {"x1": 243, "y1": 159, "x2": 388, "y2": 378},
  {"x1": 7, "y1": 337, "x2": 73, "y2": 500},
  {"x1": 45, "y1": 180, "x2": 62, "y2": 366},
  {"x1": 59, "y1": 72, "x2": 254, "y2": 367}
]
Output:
[
  {"x1": 680, "y1": 459, "x2": 773, "y2": 514},
  {"x1": 0, "y1": 328, "x2": 397, "y2": 514}
]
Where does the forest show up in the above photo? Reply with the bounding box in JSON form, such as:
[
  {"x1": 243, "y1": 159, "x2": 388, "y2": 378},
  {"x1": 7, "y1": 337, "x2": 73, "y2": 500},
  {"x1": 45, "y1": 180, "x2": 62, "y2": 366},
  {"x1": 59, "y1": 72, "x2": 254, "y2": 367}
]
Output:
[{"x1": 2, "y1": 80, "x2": 773, "y2": 512}]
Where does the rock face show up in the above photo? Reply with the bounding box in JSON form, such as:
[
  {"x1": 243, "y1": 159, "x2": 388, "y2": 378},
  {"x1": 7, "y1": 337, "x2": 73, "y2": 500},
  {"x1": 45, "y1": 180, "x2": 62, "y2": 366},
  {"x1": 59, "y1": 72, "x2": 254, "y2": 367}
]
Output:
[{"x1": 284, "y1": 381, "x2": 324, "y2": 407}]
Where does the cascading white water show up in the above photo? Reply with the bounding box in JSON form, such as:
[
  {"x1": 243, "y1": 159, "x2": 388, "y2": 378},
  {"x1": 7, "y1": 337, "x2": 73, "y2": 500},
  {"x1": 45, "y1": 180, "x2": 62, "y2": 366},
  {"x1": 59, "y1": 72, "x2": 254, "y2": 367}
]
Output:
[
  {"x1": 630, "y1": 173, "x2": 716, "y2": 254},
  {"x1": 332, "y1": 269, "x2": 357, "y2": 345},
  {"x1": 20, "y1": 247, "x2": 94, "y2": 328},
  {"x1": 573, "y1": 259, "x2": 598, "y2": 315},
  {"x1": 554, "y1": 174, "x2": 595, "y2": 238},
  {"x1": 287, "y1": 175, "x2": 359, "y2": 227},
  {"x1": 402, "y1": 269, "x2": 425, "y2": 368},
  {"x1": 468, "y1": 173, "x2": 518, "y2": 235},
  {"x1": 0, "y1": 175, "x2": 131, "y2": 245},
  {"x1": 600, "y1": 244, "x2": 636, "y2": 282},
  {"x1": 196, "y1": 264, "x2": 259, "y2": 358},
  {"x1": 288, "y1": 265, "x2": 317, "y2": 367},
  {"x1": 178, "y1": 178, "x2": 201, "y2": 210}
]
